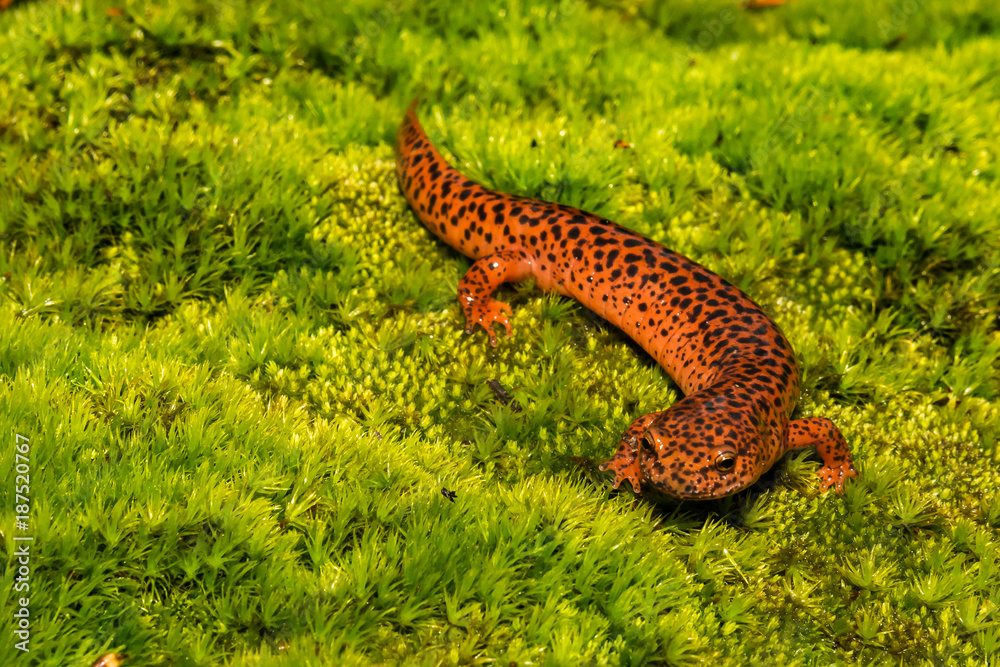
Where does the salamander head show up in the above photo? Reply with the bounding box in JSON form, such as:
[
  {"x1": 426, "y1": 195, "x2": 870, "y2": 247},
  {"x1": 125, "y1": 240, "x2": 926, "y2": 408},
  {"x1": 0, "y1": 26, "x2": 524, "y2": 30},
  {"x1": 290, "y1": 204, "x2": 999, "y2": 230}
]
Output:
[{"x1": 638, "y1": 395, "x2": 768, "y2": 500}]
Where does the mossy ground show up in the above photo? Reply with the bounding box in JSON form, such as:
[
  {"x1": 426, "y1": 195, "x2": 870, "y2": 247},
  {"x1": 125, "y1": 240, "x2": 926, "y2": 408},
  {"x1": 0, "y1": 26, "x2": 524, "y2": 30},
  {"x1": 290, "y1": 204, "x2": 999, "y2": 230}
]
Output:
[{"x1": 1, "y1": 0, "x2": 999, "y2": 665}]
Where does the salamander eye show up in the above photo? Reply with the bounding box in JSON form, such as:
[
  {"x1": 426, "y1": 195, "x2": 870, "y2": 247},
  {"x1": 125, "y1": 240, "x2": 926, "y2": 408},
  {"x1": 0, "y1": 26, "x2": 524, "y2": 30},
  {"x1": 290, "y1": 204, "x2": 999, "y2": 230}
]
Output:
[
  {"x1": 643, "y1": 431, "x2": 656, "y2": 449},
  {"x1": 714, "y1": 452, "x2": 737, "y2": 473}
]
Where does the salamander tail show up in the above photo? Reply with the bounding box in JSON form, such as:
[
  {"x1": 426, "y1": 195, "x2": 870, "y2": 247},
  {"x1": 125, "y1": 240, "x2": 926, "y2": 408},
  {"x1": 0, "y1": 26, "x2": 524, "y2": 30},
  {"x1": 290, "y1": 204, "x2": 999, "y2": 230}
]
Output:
[
  {"x1": 395, "y1": 100, "x2": 428, "y2": 171},
  {"x1": 395, "y1": 103, "x2": 484, "y2": 230}
]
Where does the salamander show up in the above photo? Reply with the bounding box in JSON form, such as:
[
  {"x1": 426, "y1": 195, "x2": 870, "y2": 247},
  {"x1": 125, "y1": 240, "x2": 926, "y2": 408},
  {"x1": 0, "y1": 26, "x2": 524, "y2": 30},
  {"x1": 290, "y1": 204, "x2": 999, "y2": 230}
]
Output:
[{"x1": 394, "y1": 103, "x2": 858, "y2": 500}]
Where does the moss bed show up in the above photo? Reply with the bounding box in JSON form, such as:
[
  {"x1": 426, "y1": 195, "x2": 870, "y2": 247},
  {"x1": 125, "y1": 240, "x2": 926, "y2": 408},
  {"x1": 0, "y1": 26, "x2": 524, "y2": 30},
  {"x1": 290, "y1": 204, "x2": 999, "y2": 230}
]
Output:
[{"x1": 1, "y1": 0, "x2": 999, "y2": 664}]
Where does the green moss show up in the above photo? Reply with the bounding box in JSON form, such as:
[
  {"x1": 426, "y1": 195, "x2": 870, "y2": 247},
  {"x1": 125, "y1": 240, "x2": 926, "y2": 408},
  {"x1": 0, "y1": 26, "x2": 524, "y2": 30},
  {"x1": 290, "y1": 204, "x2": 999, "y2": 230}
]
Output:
[{"x1": 1, "y1": 0, "x2": 999, "y2": 664}]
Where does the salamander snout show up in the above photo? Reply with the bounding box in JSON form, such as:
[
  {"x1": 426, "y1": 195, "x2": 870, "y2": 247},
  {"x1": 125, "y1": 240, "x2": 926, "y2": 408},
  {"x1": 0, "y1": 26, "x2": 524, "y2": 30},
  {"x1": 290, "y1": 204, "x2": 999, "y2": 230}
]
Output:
[{"x1": 639, "y1": 416, "x2": 759, "y2": 500}]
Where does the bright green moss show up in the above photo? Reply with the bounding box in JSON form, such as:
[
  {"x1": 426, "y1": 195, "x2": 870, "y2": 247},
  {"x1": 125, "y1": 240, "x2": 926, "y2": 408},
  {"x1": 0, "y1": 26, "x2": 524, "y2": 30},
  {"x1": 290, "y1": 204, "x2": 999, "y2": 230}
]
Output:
[{"x1": 1, "y1": 0, "x2": 999, "y2": 665}]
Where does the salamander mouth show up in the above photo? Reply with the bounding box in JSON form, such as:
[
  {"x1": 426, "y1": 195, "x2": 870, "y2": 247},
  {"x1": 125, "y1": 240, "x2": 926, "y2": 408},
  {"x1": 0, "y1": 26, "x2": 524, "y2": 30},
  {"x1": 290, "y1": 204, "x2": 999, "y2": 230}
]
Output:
[
  {"x1": 647, "y1": 482, "x2": 747, "y2": 501},
  {"x1": 641, "y1": 465, "x2": 753, "y2": 501}
]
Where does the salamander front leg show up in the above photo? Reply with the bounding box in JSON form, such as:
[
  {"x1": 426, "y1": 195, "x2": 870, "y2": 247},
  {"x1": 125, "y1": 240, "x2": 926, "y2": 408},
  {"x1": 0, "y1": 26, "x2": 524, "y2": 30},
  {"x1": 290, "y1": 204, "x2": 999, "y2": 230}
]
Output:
[
  {"x1": 599, "y1": 412, "x2": 666, "y2": 494},
  {"x1": 787, "y1": 417, "x2": 858, "y2": 493},
  {"x1": 457, "y1": 250, "x2": 534, "y2": 346}
]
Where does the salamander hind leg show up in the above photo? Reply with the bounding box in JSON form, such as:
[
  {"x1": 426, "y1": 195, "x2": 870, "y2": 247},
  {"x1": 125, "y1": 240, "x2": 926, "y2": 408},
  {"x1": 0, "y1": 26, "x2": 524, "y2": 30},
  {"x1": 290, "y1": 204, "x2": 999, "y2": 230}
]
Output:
[
  {"x1": 458, "y1": 250, "x2": 534, "y2": 346},
  {"x1": 787, "y1": 417, "x2": 858, "y2": 493},
  {"x1": 599, "y1": 412, "x2": 664, "y2": 494}
]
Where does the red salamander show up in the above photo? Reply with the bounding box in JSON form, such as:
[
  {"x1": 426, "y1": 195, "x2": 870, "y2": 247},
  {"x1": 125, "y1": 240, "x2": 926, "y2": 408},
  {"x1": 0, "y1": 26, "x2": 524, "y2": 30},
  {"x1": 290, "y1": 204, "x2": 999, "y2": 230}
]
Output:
[{"x1": 395, "y1": 104, "x2": 858, "y2": 500}]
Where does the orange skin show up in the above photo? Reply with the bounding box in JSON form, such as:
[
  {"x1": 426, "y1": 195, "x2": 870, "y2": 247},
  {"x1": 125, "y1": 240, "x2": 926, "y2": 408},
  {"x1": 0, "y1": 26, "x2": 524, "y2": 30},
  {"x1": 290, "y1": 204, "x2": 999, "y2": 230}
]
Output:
[{"x1": 395, "y1": 105, "x2": 858, "y2": 500}]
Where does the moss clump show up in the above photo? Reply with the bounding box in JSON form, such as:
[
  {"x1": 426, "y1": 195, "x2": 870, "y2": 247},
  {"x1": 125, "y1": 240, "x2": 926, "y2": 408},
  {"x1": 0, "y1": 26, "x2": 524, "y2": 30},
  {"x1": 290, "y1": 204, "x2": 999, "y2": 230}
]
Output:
[{"x1": 1, "y1": 0, "x2": 999, "y2": 665}]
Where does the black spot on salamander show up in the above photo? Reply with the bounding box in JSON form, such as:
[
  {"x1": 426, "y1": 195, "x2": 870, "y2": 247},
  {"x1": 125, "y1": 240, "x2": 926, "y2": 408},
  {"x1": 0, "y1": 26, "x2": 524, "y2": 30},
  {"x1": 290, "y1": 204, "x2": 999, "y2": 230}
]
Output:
[{"x1": 692, "y1": 271, "x2": 713, "y2": 283}]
